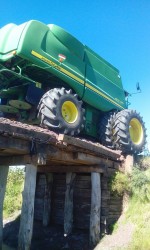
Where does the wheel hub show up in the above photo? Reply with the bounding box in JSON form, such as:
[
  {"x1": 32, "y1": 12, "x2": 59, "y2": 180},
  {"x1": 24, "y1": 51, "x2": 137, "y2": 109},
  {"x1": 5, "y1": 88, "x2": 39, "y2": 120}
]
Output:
[
  {"x1": 61, "y1": 101, "x2": 78, "y2": 123},
  {"x1": 129, "y1": 118, "x2": 143, "y2": 145}
]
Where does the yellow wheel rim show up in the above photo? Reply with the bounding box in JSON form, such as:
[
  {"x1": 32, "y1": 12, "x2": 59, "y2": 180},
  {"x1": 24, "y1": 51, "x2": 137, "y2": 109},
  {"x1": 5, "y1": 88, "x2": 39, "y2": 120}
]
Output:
[
  {"x1": 61, "y1": 101, "x2": 78, "y2": 123},
  {"x1": 129, "y1": 118, "x2": 143, "y2": 145}
]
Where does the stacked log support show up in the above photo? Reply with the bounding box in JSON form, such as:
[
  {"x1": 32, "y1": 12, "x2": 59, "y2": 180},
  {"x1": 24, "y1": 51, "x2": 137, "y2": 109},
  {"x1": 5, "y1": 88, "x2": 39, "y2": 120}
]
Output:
[
  {"x1": 64, "y1": 172, "x2": 76, "y2": 236},
  {"x1": 90, "y1": 172, "x2": 101, "y2": 246},
  {"x1": 18, "y1": 164, "x2": 37, "y2": 250},
  {"x1": 42, "y1": 173, "x2": 53, "y2": 226}
]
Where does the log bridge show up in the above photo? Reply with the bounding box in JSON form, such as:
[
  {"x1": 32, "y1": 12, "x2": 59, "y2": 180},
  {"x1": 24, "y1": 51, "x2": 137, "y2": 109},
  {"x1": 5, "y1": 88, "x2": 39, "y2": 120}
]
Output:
[{"x1": 0, "y1": 117, "x2": 133, "y2": 249}]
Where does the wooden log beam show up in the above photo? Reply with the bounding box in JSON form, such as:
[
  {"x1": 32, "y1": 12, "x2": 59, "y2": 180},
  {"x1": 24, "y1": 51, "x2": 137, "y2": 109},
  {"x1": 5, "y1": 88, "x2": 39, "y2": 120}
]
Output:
[
  {"x1": 18, "y1": 164, "x2": 37, "y2": 250},
  {"x1": 0, "y1": 165, "x2": 9, "y2": 249},
  {"x1": 64, "y1": 173, "x2": 76, "y2": 236},
  {"x1": 0, "y1": 145, "x2": 114, "y2": 167},
  {"x1": 0, "y1": 136, "x2": 29, "y2": 154},
  {"x1": 0, "y1": 117, "x2": 58, "y2": 143},
  {"x1": 90, "y1": 172, "x2": 101, "y2": 247},
  {"x1": 0, "y1": 135, "x2": 52, "y2": 158},
  {"x1": 43, "y1": 173, "x2": 53, "y2": 227},
  {"x1": 0, "y1": 155, "x2": 35, "y2": 166},
  {"x1": 0, "y1": 153, "x2": 48, "y2": 166},
  {"x1": 0, "y1": 119, "x2": 123, "y2": 164}
]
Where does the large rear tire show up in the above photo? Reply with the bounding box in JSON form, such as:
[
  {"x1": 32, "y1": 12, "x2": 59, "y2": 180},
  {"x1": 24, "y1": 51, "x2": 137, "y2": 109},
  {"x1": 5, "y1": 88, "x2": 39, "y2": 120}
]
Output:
[
  {"x1": 37, "y1": 87, "x2": 85, "y2": 135},
  {"x1": 113, "y1": 109, "x2": 146, "y2": 154},
  {"x1": 99, "y1": 111, "x2": 116, "y2": 148}
]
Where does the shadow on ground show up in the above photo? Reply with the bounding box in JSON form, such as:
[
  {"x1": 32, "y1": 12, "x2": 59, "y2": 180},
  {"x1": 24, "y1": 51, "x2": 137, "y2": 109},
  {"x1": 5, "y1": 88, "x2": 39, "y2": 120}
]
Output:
[{"x1": 3, "y1": 216, "x2": 92, "y2": 250}]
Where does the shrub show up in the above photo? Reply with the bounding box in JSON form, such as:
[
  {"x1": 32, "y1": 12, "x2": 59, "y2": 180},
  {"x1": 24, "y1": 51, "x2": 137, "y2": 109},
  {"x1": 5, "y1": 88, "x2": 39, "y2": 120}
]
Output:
[
  {"x1": 130, "y1": 167, "x2": 150, "y2": 202},
  {"x1": 109, "y1": 171, "x2": 130, "y2": 196},
  {"x1": 135, "y1": 156, "x2": 150, "y2": 170},
  {"x1": 109, "y1": 163, "x2": 150, "y2": 202}
]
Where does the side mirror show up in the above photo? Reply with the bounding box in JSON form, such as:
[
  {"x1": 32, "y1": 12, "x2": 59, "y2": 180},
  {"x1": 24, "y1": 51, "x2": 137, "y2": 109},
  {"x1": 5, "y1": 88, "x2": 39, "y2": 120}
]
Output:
[{"x1": 136, "y1": 82, "x2": 141, "y2": 92}]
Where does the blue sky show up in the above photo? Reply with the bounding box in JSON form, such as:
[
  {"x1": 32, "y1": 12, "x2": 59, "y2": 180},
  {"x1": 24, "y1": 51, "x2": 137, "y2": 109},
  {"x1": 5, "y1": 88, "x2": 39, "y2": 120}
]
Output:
[{"x1": 1, "y1": 0, "x2": 150, "y2": 151}]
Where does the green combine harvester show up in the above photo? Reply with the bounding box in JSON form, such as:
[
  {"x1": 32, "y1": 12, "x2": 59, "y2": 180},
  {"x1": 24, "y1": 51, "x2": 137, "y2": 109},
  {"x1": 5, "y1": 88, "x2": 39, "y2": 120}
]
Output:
[{"x1": 0, "y1": 20, "x2": 146, "y2": 154}]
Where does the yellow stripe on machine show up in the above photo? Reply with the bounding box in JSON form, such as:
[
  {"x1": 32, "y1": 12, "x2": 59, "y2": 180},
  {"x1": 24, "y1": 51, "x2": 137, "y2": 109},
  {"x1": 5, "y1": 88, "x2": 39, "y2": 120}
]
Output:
[
  {"x1": 31, "y1": 50, "x2": 124, "y2": 109},
  {"x1": 60, "y1": 67, "x2": 84, "y2": 84},
  {"x1": 85, "y1": 83, "x2": 124, "y2": 109},
  {"x1": 31, "y1": 50, "x2": 84, "y2": 85}
]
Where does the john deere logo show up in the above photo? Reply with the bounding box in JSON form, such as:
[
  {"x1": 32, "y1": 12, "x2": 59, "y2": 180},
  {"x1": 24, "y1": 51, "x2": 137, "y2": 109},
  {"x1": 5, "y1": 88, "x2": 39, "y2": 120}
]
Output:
[{"x1": 58, "y1": 54, "x2": 66, "y2": 63}]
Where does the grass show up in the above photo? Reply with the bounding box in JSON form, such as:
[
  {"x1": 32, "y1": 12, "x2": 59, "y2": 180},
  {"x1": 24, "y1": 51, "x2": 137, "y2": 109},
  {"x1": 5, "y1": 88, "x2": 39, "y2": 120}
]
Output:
[
  {"x1": 110, "y1": 160, "x2": 150, "y2": 250},
  {"x1": 124, "y1": 197, "x2": 150, "y2": 250},
  {"x1": 3, "y1": 167, "x2": 25, "y2": 218}
]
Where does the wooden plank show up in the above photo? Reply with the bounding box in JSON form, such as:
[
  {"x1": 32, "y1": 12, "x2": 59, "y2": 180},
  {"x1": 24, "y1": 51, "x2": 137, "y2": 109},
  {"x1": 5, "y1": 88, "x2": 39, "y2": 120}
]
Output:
[
  {"x1": 37, "y1": 164, "x2": 105, "y2": 173},
  {"x1": 47, "y1": 150, "x2": 107, "y2": 165},
  {"x1": 71, "y1": 151, "x2": 113, "y2": 166},
  {"x1": 64, "y1": 173, "x2": 76, "y2": 236},
  {"x1": 0, "y1": 165, "x2": 9, "y2": 249},
  {"x1": 74, "y1": 152, "x2": 112, "y2": 165},
  {"x1": 48, "y1": 152, "x2": 109, "y2": 168},
  {"x1": 90, "y1": 172, "x2": 101, "y2": 247},
  {"x1": 43, "y1": 173, "x2": 53, "y2": 226},
  {"x1": 58, "y1": 134, "x2": 122, "y2": 160},
  {"x1": 18, "y1": 164, "x2": 37, "y2": 250}
]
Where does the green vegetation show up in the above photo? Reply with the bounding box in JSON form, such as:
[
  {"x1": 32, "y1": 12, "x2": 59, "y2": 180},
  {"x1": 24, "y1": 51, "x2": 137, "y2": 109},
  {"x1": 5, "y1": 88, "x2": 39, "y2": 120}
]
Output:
[
  {"x1": 125, "y1": 198, "x2": 150, "y2": 250},
  {"x1": 109, "y1": 171, "x2": 130, "y2": 196},
  {"x1": 125, "y1": 164, "x2": 150, "y2": 250},
  {"x1": 3, "y1": 167, "x2": 24, "y2": 218},
  {"x1": 130, "y1": 167, "x2": 150, "y2": 202},
  {"x1": 110, "y1": 156, "x2": 150, "y2": 250}
]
